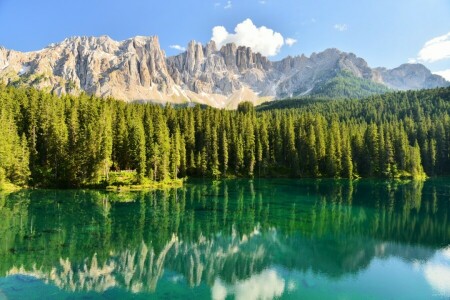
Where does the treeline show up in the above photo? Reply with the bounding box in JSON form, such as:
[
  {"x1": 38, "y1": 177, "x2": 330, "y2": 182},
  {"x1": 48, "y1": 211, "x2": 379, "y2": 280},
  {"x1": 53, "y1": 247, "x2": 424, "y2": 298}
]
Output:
[{"x1": 1, "y1": 85, "x2": 450, "y2": 187}]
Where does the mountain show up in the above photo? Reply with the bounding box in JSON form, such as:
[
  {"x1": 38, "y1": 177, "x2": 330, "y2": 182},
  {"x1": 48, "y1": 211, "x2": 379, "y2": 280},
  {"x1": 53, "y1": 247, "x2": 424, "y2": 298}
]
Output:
[
  {"x1": 375, "y1": 64, "x2": 449, "y2": 90},
  {"x1": 0, "y1": 36, "x2": 178, "y2": 103},
  {"x1": 0, "y1": 35, "x2": 448, "y2": 108}
]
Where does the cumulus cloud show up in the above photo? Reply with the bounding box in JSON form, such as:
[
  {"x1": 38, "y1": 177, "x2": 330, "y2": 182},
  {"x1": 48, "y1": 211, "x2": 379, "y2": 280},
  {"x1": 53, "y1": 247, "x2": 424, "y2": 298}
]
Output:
[
  {"x1": 444, "y1": 247, "x2": 450, "y2": 259},
  {"x1": 434, "y1": 69, "x2": 450, "y2": 81},
  {"x1": 334, "y1": 24, "x2": 348, "y2": 32},
  {"x1": 212, "y1": 279, "x2": 228, "y2": 300},
  {"x1": 424, "y1": 263, "x2": 450, "y2": 296},
  {"x1": 285, "y1": 38, "x2": 297, "y2": 47},
  {"x1": 212, "y1": 269, "x2": 285, "y2": 300},
  {"x1": 417, "y1": 32, "x2": 450, "y2": 63},
  {"x1": 169, "y1": 45, "x2": 186, "y2": 51},
  {"x1": 423, "y1": 247, "x2": 450, "y2": 297},
  {"x1": 211, "y1": 19, "x2": 285, "y2": 56}
]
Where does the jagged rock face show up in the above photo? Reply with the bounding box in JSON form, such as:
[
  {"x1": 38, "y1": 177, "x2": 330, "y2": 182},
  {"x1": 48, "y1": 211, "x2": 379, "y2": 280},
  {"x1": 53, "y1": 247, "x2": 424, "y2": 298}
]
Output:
[
  {"x1": 0, "y1": 35, "x2": 449, "y2": 108},
  {"x1": 273, "y1": 48, "x2": 379, "y2": 97},
  {"x1": 0, "y1": 36, "x2": 175, "y2": 102},
  {"x1": 166, "y1": 40, "x2": 272, "y2": 96},
  {"x1": 375, "y1": 64, "x2": 450, "y2": 90},
  {"x1": 0, "y1": 48, "x2": 9, "y2": 70}
]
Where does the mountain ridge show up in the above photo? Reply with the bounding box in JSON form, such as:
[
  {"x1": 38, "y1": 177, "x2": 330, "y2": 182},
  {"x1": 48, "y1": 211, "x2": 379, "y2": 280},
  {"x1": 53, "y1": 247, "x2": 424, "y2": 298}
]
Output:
[{"x1": 0, "y1": 35, "x2": 448, "y2": 108}]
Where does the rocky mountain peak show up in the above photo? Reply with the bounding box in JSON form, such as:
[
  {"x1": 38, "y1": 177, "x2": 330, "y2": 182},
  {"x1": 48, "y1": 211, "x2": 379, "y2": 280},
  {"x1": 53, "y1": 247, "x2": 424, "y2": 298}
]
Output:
[
  {"x1": 219, "y1": 43, "x2": 238, "y2": 69},
  {"x1": 55, "y1": 35, "x2": 119, "y2": 53},
  {"x1": 166, "y1": 40, "x2": 273, "y2": 97},
  {"x1": 0, "y1": 48, "x2": 9, "y2": 71},
  {"x1": 393, "y1": 63, "x2": 432, "y2": 74},
  {"x1": 0, "y1": 35, "x2": 175, "y2": 101},
  {"x1": 184, "y1": 40, "x2": 205, "y2": 74},
  {"x1": 375, "y1": 63, "x2": 449, "y2": 90},
  {"x1": 0, "y1": 35, "x2": 449, "y2": 109},
  {"x1": 205, "y1": 40, "x2": 217, "y2": 56}
]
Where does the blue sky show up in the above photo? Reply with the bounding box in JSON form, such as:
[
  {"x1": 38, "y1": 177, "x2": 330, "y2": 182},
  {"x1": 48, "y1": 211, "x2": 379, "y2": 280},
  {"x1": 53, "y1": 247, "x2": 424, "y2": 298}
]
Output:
[{"x1": 1, "y1": 0, "x2": 450, "y2": 76}]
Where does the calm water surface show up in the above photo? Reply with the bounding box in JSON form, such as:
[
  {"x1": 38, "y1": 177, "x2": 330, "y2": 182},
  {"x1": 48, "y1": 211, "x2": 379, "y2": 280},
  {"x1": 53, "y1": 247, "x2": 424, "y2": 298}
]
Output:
[{"x1": 0, "y1": 179, "x2": 449, "y2": 299}]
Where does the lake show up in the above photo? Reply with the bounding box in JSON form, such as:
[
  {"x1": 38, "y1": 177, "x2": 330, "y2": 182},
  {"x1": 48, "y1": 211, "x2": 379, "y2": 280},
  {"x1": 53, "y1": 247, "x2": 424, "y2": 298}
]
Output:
[{"x1": 0, "y1": 179, "x2": 449, "y2": 299}]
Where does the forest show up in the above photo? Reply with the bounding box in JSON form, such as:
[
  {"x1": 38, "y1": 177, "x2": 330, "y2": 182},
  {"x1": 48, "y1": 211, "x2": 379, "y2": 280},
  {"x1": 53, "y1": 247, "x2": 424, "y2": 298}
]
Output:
[{"x1": 1, "y1": 84, "x2": 450, "y2": 188}]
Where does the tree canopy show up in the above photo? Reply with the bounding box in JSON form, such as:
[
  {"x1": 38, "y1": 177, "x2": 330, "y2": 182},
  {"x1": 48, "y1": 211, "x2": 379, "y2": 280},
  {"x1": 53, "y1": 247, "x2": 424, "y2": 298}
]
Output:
[{"x1": 2, "y1": 85, "x2": 449, "y2": 188}]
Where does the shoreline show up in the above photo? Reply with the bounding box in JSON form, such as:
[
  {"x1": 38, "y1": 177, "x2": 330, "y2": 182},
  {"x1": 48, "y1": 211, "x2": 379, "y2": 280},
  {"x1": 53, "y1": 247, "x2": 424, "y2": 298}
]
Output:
[{"x1": 1, "y1": 176, "x2": 433, "y2": 193}]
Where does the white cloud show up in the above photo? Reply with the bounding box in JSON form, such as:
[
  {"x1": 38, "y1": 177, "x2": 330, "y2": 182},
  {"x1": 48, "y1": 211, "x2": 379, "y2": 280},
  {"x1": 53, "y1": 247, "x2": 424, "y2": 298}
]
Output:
[
  {"x1": 434, "y1": 69, "x2": 450, "y2": 81},
  {"x1": 259, "y1": 0, "x2": 266, "y2": 4},
  {"x1": 417, "y1": 32, "x2": 450, "y2": 63},
  {"x1": 285, "y1": 38, "x2": 297, "y2": 47},
  {"x1": 424, "y1": 263, "x2": 450, "y2": 296},
  {"x1": 443, "y1": 247, "x2": 450, "y2": 259},
  {"x1": 211, "y1": 18, "x2": 285, "y2": 56},
  {"x1": 169, "y1": 45, "x2": 186, "y2": 51},
  {"x1": 334, "y1": 24, "x2": 348, "y2": 32},
  {"x1": 224, "y1": 0, "x2": 232, "y2": 9},
  {"x1": 212, "y1": 269, "x2": 285, "y2": 300},
  {"x1": 423, "y1": 247, "x2": 450, "y2": 297},
  {"x1": 212, "y1": 279, "x2": 228, "y2": 300}
]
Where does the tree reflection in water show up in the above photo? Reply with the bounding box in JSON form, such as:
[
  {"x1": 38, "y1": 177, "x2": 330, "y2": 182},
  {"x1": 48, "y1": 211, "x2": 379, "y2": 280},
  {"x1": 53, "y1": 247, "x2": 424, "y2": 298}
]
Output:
[{"x1": 0, "y1": 179, "x2": 449, "y2": 297}]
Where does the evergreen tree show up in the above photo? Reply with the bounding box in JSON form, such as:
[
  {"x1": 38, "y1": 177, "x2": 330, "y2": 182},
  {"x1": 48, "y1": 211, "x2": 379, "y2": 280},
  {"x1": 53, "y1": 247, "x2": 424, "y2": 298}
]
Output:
[
  {"x1": 221, "y1": 129, "x2": 229, "y2": 176},
  {"x1": 128, "y1": 120, "x2": 146, "y2": 183},
  {"x1": 3, "y1": 85, "x2": 450, "y2": 187}
]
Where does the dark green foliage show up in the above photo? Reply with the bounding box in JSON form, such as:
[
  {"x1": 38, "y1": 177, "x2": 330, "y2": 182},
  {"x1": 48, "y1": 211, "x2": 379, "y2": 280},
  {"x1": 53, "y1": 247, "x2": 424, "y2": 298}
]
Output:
[
  {"x1": 310, "y1": 71, "x2": 390, "y2": 98},
  {"x1": 258, "y1": 71, "x2": 390, "y2": 111},
  {"x1": 0, "y1": 90, "x2": 31, "y2": 187},
  {"x1": 237, "y1": 101, "x2": 256, "y2": 114},
  {"x1": 1, "y1": 85, "x2": 450, "y2": 187}
]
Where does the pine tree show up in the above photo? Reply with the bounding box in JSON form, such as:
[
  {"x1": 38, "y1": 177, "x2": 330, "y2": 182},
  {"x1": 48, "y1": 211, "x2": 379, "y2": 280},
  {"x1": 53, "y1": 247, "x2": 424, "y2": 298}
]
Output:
[
  {"x1": 10, "y1": 134, "x2": 31, "y2": 186},
  {"x1": 128, "y1": 120, "x2": 146, "y2": 183},
  {"x1": 154, "y1": 113, "x2": 170, "y2": 181},
  {"x1": 1, "y1": 84, "x2": 449, "y2": 187},
  {"x1": 408, "y1": 140, "x2": 425, "y2": 178},
  {"x1": 221, "y1": 129, "x2": 228, "y2": 177},
  {"x1": 170, "y1": 129, "x2": 181, "y2": 179},
  {"x1": 341, "y1": 137, "x2": 353, "y2": 179}
]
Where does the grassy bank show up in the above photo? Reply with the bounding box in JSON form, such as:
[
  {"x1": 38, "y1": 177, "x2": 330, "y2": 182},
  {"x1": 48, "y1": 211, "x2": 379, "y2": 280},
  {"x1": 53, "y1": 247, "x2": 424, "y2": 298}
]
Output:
[{"x1": 102, "y1": 171, "x2": 184, "y2": 191}]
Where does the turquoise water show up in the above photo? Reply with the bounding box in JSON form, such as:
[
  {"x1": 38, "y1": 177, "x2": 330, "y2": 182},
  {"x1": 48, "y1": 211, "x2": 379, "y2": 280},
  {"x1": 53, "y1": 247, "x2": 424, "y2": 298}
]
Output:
[{"x1": 0, "y1": 179, "x2": 449, "y2": 299}]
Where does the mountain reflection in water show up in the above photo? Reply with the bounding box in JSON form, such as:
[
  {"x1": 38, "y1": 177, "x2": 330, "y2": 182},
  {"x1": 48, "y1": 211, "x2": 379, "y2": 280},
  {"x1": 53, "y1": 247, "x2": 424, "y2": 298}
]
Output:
[{"x1": 0, "y1": 179, "x2": 449, "y2": 299}]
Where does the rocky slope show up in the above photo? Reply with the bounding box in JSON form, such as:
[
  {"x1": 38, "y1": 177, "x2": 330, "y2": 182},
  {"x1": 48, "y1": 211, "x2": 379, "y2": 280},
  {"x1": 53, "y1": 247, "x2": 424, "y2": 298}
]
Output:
[
  {"x1": 0, "y1": 36, "x2": 181, "y2": 103},
  {"x1": 0, "y1": 35, "x2": 448, "y2": 108},
  {"x1": 375, "y1": 64, "x2": 449, "y2": 90}
]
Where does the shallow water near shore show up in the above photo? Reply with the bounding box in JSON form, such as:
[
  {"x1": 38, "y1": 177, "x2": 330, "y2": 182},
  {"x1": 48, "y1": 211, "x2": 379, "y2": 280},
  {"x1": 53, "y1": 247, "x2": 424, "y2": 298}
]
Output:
[{"x1": 0, "y1": 178, "x2": 449, "y2": 299}]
